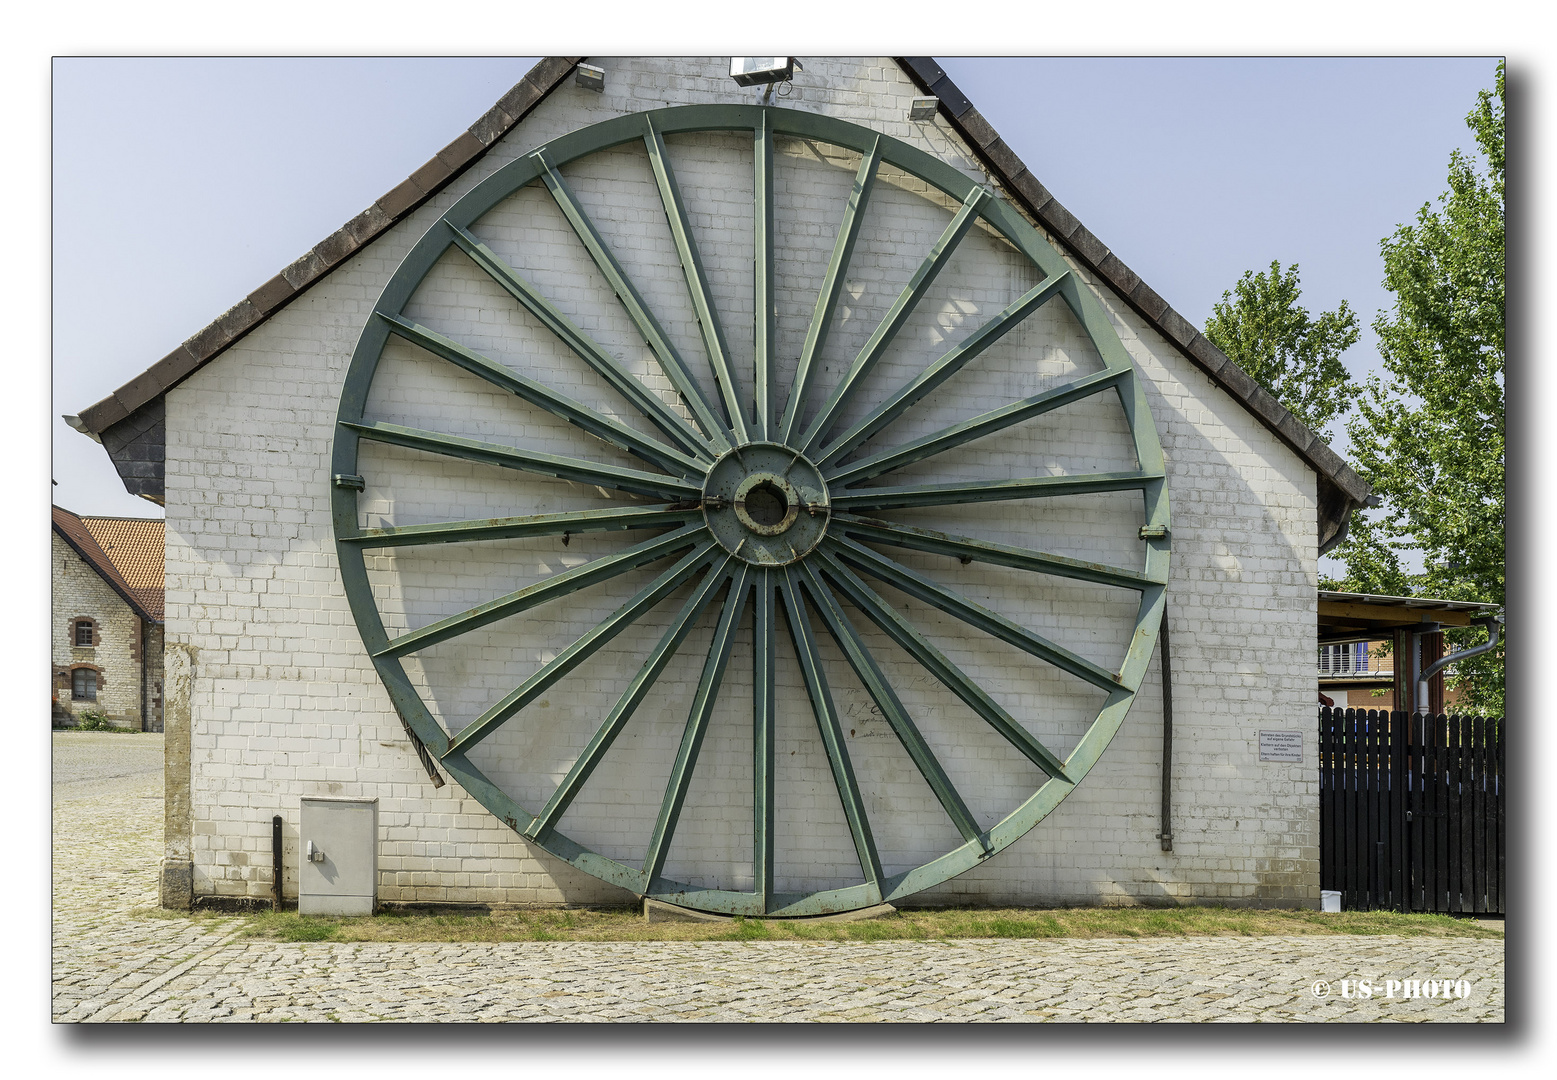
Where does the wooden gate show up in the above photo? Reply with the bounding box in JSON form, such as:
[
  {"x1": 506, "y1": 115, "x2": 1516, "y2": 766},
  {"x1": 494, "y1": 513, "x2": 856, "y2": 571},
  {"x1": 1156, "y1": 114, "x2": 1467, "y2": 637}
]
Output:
[{"x1": 1318, "y1": 707, "x2": 1504, "y2": 914}]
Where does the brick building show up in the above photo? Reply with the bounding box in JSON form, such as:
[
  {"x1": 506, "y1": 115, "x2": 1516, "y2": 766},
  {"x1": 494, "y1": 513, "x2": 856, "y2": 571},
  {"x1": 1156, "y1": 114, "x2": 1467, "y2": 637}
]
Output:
[
  {"x1": 51, "y1": 506, "x2": 165, "y2": 730},
  {"x1": 69, "y1": 58, "x2": 1372, "y2": 913}
]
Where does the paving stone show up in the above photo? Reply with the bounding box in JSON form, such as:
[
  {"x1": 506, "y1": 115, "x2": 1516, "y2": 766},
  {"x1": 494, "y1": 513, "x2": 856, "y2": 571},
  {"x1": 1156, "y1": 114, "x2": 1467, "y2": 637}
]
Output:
[{"x1": 53, "y1": 733, "x2": 1503, "y2": 1022}]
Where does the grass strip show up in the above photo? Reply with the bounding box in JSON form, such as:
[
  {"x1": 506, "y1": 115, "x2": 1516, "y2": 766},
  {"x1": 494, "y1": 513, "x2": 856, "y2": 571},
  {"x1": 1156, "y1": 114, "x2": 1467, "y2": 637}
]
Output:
[{"x1": 214, "y1": 905, "x2": 1503, "y2": 945}]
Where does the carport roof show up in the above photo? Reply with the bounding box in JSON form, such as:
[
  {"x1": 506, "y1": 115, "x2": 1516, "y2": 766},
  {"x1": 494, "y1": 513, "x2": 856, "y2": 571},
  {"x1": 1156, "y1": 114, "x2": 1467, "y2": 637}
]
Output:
[{"x1": 1319, "y1": 590, "x2": 1501, "y2": 639}]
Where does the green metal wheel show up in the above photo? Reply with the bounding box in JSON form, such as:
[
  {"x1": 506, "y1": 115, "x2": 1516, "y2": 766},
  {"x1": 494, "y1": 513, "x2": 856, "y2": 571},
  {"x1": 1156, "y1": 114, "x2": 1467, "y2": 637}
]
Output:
[{"x1": 332, "y1": 105, "x2": 1168, "y2": 916}]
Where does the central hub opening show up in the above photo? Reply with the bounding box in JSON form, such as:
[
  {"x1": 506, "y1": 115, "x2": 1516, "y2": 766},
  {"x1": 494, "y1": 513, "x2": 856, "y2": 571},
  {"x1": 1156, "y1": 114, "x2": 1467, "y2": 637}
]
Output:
[
  {"x1": 744, "y1": 480, "x2": 789, "y2": 528},
  {"x1": 733, "y1": 471, "x2": 801, "y2": 537},
  {"x1": 701, "y1": 443, "x2": 829, "y2": 565}
]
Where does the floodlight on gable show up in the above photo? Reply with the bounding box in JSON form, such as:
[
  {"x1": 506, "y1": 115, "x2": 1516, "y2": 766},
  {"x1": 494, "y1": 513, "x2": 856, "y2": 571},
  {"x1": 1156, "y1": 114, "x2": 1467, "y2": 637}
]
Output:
[{"x1": 731, "y1": 57, "x2": 798, "y2": 87}]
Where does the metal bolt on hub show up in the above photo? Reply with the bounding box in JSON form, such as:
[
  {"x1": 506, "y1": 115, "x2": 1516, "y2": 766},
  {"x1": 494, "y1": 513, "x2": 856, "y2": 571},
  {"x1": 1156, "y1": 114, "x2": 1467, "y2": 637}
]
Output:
[{"x1": 704, "y1": 443, "x2": 828, "y2": 565}]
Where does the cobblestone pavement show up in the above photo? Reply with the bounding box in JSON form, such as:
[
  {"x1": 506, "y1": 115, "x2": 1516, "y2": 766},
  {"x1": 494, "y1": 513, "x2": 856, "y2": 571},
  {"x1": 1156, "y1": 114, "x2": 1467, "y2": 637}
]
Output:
[{"x1": 53, "y1": 733, "x2": 1503, "y2": 1023}]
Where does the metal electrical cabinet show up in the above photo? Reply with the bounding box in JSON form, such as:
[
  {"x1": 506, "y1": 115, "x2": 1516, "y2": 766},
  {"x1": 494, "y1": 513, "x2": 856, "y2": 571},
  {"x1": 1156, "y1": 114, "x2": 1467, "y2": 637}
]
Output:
[{"x1": 298, "y1": 796, "x2": 378, "y2": 915}]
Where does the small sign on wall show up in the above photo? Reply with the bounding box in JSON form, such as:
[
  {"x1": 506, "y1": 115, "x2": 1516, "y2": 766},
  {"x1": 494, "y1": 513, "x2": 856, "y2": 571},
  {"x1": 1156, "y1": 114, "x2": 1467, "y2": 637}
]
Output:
[{"x1": 1259, "y1": 730, "x2": 1303, "y2": 762}]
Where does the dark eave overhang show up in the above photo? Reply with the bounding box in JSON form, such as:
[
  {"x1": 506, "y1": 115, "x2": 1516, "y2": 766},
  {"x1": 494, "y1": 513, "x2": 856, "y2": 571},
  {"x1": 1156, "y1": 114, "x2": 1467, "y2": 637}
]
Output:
[{"x1": 72, "y1": 55, "x2": 1372, "y2": 549}]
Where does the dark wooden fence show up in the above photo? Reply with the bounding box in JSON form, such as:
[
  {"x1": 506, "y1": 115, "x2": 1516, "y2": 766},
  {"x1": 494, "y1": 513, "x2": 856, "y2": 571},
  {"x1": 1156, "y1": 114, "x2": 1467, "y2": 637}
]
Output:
[{"x1": 1318, "y1": 708, "x2": 1504, "y2": 914}]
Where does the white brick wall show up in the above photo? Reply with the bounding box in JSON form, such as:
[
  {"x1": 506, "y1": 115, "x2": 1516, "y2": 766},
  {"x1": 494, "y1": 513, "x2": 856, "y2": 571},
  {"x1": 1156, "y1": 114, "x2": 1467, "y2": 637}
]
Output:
[{"x1": 165, "y1": 57, "x2": 1318, "y2": 909}]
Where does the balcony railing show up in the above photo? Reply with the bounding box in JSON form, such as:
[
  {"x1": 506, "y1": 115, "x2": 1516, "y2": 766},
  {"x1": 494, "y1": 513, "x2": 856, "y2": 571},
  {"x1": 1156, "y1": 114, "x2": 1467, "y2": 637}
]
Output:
[{"x1": 1318, "y1": 644, "x2": 1394, "y2": 678}]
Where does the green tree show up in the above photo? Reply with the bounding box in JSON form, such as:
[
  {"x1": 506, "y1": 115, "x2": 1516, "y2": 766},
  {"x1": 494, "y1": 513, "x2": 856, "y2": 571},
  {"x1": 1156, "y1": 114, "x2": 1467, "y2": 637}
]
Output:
[
  {"x1": 1203, "y1": 260, "x2": 1360, "y2": 437},
  {"x1": 1332, "y1": 62, "x2": 1505, "y2": 712}
]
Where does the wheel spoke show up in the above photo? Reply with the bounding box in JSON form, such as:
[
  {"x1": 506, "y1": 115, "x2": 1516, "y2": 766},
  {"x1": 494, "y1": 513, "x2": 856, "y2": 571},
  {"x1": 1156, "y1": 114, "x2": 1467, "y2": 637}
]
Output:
[
  {"x1": 779, "y1": 136, "x2": 883, "y2": 445},
  {"x1": 753, "y1": 567, "x2": 776, "y2": 907},
  {"x1": 816, "y1": 272, "x2": 1072, "y2": 467},
  {"x1": 778, "y1": 568, "x2": 883, "y2": 887},
  {"x1": 332, "y1": 106, "x2": 1173, "y2": 919},
  {"x1": 529, "y1": 554, "x2": 735, "y2": 839},
  {"x1": 534, "y1": 152, "x2": 733, "y2": 452},
  {"x1": 830, "y1": 470, "x2": 1161, "y2": 513},
  {"x1": 825, "y1": 536, "x2": 1123, "y2": 693},
  {"x1": 446, "y1": 222, "x2": 712, "y2": 462},
  {"x1": 643, "y1": 119, "x2": 748, "y2": 444},
  {"x1": 831, "y1": 514, "x2": 1160, "y2": 590},
  {"x1": 342, "y1": 420, "x2": 701, "y2": 502},
  {"x1": 797, "y1": 562, "x2": 986, "y2": 850},
  {"x1": 378, "y1": 313, "x2": 702, "y2": 478},
  {"x1": 444, "y1": 541, "x2": 717, "y2": 756},
  {"x1": 799, "y1": 188, "x2": 989, "y2": 454},
  {"x1": 827, "y1": 367, "x2": 1130, "y2": 487},
  {"x1": 753, "y1": 114, "x2": 775, "y2": 441},
  {"x1": 642, "y1": 566, "x2": 752, "y2": 884},
  {"x1": 342, "y1": 504, "x2": 702, "y2": 550},
  {"x1": 376, "y1": 523, "x2": 707, "y2": 660},
  {"x1": 816, "y1": 551, "x2": 1071, "y2": 781}
]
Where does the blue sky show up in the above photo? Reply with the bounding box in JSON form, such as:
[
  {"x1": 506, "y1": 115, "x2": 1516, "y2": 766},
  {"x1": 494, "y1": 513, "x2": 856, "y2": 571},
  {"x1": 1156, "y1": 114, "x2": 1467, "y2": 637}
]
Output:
[{"x1": 51, "y1": 56, "x2": 1497, "y2": 522}]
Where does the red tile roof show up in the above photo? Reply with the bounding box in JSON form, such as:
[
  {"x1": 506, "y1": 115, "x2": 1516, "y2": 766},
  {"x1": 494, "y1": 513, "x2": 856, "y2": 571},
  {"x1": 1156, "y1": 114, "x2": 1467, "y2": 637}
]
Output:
[
  {"x1": 80, "y1": 515, "x2": 165, "y2": 621},
  {"x1": 52, "y1": 506, "x2": 164, "y2": 622}
]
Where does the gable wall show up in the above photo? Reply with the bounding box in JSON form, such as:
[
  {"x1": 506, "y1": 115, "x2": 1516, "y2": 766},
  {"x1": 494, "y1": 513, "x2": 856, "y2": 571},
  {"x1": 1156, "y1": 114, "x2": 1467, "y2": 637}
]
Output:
[{"x1": 163, "y1": 57, "x2": 1317, "y2": 909}]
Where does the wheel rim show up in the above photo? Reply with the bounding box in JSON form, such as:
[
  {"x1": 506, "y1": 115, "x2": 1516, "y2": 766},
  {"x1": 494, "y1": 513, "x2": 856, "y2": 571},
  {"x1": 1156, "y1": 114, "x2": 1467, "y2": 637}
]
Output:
[{"x1": 332, "y1": 104, "x2": 1170, "y2": 916}]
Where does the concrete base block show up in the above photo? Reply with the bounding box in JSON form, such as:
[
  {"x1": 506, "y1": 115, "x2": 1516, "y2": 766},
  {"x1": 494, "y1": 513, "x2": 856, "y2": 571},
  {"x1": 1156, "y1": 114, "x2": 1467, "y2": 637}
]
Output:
[
  {"x1": 159, "y1": 858, "x2": 192, "y2": 911},
  {"x1": 798, "y1": 902, "x2": 897, "y2": 924},
  {"x1": 643, "y1": 898, "x2": 898, "y2": 924},
  {"x1": 643, "y1": 898, "x2": 732, "y2": 924}
]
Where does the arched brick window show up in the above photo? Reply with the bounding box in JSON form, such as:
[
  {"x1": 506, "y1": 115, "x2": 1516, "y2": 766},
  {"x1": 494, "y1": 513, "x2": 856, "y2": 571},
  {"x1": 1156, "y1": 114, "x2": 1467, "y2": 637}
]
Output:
[{"x1": 71, "y1": 667, "x2": 99, "y2": 702}]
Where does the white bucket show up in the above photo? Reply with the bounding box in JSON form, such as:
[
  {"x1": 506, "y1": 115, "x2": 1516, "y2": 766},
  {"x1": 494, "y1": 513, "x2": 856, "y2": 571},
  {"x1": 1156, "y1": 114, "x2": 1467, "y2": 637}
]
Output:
[{"x1": 1320, "y1": 890, "x2": 1342, "y2": 913}]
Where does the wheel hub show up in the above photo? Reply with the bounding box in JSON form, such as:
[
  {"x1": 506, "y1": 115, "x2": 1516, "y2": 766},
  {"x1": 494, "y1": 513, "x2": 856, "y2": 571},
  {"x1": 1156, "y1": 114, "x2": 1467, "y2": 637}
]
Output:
[
  {"x1": 702, "y1": 442, "x2": 829, "y2": 566},
  {"x1": 335, "y1": 104, "x2": 1169, "y2": 918}
]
